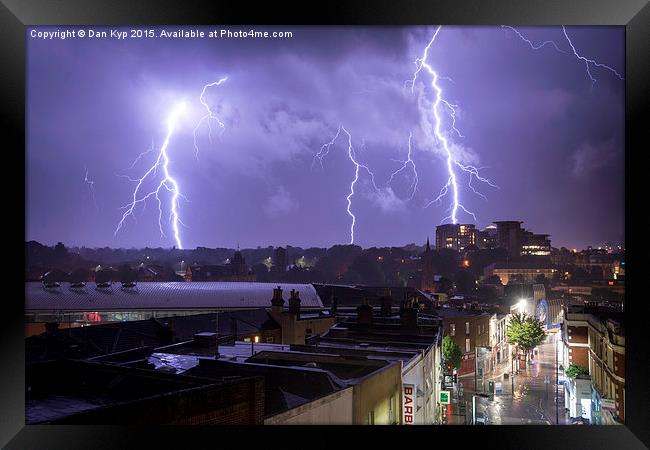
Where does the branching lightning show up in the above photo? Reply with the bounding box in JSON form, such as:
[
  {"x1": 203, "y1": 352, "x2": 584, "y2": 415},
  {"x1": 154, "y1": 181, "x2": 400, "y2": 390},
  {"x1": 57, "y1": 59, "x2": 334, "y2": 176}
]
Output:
[
  {"x1": 388, "y1": 132, "x2": 419, "y2": 201},
  {"x1": 410, "y1": 26, "x2": 497, "y2": 225},
  {"x1": 193, "y1": 76, "x2": 228, "y2": 158},
  {"x1": 83, "y1": 167, "x2": 98, "y2": 212},
  {"x1": 561, "y1": 26, "x2": 624, "y2": 85},
  {"x1": 115, "y1": 101, "x2": 188, "y2": 249},
  {"x1": 502, "y1": 25, "x2": 624, "y2": 86},
  {"x1": 501, "y1": 25, "x2": 568, "y2": 54},
  {"x1": 314, "y1": 125, "x2": 381, "y2": 244}
]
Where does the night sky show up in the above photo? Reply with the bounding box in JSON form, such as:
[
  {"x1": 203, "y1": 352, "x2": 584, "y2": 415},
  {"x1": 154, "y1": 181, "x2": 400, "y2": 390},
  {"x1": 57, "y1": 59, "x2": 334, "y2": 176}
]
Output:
[{"x1": 26, "y1": 26, "x2": 624, "y2": 250}]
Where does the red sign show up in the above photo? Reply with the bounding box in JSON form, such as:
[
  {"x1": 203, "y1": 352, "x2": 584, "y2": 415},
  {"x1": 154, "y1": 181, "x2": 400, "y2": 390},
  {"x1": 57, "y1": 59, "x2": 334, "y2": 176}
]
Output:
[
  {"x1": 403, "y1": 384, "x2": 415, "y2": 424},
  {"x1": 83, "y1": 312, "x2": 102, "y2": 322}
]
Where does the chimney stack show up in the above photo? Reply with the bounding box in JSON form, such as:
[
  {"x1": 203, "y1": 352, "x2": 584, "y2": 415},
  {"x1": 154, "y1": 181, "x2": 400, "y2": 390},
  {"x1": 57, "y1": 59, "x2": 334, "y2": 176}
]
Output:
[
  {"x1": 400, "y1": 296, "x2": 418, "y2": 331},
  {"x1": 271, "y1": 286, "x2": 285, "y2": 312},
  {"x1": 357, "y1": 297, "x2": 373, "y2": 326},
  {"x1": 380, "y1": 288, "x2": 393, "y2": 316},
  {"x1": 288, "y1": 289, "x2": 301, "y2": 317}
]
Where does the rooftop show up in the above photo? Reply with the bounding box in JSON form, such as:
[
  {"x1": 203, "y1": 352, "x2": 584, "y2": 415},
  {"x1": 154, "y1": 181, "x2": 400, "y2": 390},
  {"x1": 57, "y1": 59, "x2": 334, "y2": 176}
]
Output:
[
  {"x1": 25, "y1": 310, "x2": 283, "y2": 363},
  {"x1": 25, "y1": 281, "x2": 324, "y2": 311},
  {"x1": 487, "y1": 261, "x2": 555, "y2": 270},
  {"x1": 26, "y1": 359, "x2": 244, "y2": 424}
]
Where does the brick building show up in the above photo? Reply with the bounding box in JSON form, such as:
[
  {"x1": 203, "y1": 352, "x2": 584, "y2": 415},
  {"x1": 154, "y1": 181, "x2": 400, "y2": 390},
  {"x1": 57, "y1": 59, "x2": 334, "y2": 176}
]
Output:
[
  {"x1": 434, "y1": 307, "x2": 491, "y2": 375},
  {"x1": 26, "y1": 359, "x2": 264, "y2": 424},
  {"x1": 562, "y1": 305, "x2": 625, "y2": 424}
]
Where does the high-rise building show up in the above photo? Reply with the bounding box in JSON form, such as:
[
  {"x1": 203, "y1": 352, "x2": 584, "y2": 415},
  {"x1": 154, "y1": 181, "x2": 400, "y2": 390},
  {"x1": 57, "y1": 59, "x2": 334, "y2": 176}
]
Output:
[
  {"x1": 520, "y1": 232, "x2": 551, "y2": 256},
  {"x1": 477, "y1": 225, "x2": 497, "y2": 249},
  {"x1": 435, "y1": 224, "x2": 476, "y2": 251},
  {"x1": 494, "y1": 221, "x2": 524, "y2": 257},
  {"x1": 273, "y1": 246, "x2": 289, "y2": 274}
]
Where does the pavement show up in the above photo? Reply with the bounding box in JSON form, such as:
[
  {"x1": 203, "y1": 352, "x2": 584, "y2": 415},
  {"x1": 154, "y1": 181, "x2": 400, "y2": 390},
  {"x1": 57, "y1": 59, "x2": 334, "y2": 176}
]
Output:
[{"x1": 447, "y1": 332, "x2": 571, "y2": 425}]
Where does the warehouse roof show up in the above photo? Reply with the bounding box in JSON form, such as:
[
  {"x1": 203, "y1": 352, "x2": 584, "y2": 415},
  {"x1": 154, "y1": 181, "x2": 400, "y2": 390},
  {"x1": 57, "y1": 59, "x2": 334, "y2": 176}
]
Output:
[{"x1": 25, "y1": 281, "x2": 323, "y2": 311}]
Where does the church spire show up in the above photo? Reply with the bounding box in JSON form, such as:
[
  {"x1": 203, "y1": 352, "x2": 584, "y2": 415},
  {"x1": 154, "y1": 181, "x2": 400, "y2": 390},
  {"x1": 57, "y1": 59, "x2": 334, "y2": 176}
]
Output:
[{"x1": 426, "y1": 237, "x2": 431, "y2": 252}]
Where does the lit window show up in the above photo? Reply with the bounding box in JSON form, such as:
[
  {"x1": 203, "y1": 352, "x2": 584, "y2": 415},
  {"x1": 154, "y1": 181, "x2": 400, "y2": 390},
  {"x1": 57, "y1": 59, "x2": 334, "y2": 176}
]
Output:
[
  {"x1": 466, "y1": 338, "x2": 471, "y2": 353},
  {"x1": 465, "y1": 322, "x2": 470, "y2": 335},
  {"x1": 450, "y1": 324, "x2": 456, "y2": 336}
]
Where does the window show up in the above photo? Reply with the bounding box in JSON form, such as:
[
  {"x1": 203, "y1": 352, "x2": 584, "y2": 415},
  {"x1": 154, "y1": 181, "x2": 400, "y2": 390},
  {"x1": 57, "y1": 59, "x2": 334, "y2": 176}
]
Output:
[
  {"x1": 465, "y1": 322, "x2": 470, "y2": 335},
  {"x1": 450, "y1": 324, "x2": 456, "y2": 336},
  {"x1": 466, "y1": 338, "x2": 471, "y2": 353},
  {"x1": 368, "y1": 410, "x2": 375, "y2": 425},
  {"x1": 266, "y1": 336, "x2": 275, "y2": 343}
]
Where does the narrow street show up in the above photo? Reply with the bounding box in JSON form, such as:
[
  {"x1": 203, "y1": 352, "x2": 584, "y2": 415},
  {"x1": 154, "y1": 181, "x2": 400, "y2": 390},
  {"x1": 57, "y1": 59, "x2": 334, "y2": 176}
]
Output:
[{"x1": 449, "y1": 332, "x2": 571, "y2": 425}]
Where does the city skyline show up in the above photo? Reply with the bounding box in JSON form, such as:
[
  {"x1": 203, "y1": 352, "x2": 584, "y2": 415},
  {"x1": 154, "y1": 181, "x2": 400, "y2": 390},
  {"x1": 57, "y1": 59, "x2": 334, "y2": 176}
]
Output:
[{"x1": 27, "y1": 26, "x2": 624, "y2": 250}]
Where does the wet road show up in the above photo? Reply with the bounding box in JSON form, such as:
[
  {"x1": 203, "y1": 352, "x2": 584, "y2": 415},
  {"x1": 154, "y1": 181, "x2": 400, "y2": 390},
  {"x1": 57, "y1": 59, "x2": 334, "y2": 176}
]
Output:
[{"x1": 453, "y1": 332, "x2": 570, "y2": 425}]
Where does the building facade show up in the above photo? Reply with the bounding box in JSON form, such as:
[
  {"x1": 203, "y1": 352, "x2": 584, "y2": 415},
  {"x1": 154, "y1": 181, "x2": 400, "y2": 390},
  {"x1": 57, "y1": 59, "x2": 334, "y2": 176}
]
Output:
[
  {"x1": 436, "y1": 308, "x2": 490, "y2": 375},
  {"x1": 435, "y1": 224, "x2": 477, "y2": 251},
  {"x1": 484, "y1": 262, "x2": 556, "y2": 285},
  {"x1": 562, "y1": 306, "x2": 625, "y2": 424},
  {"x1": 489, "y1": 313, "x2": 509, "y2": 368},
  {"x1": 268, "y1": 286, "x2": 336, "y2": 344}
]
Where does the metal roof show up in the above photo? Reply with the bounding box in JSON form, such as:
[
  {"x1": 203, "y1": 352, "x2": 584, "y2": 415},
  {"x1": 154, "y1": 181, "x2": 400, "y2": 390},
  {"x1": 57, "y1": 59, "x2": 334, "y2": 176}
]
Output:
[{"x1": 25, "y1": 281, "x2": 323, "y2": 311}]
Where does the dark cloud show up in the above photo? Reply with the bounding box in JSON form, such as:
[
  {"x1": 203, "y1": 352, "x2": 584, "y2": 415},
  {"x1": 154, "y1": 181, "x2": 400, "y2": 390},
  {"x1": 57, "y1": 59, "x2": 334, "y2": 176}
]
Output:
[{"x1": 26, "y1": 26, "x2": 624, "y2": 249}]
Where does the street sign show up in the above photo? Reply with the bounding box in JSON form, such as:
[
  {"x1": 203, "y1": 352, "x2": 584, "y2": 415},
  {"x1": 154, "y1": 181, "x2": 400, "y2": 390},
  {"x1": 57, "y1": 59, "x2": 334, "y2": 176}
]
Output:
[
  {"x1": 440, "y1": 390, "x2": 450, "y2": 404},
  {"x1": 403, "y1": 384, "x2": 415, "y2": 424}
]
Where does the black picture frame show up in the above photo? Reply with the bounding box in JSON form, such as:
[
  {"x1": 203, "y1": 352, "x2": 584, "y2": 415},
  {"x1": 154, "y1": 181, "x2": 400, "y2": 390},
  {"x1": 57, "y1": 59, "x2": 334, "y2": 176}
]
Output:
[{"x1": 2, "y1": 0, "x2": 647, "y2": 448}]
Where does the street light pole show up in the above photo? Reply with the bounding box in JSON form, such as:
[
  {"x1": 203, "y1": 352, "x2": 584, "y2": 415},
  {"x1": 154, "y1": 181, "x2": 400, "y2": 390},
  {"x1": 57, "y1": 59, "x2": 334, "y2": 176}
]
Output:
[
  {"x1": 474, "y1": 346, "x2": 478, "y2": 392},
  {"x1": 511, "y1": 351, "x2": 515, "y2": 396},
  {"x1": 472, "y1": 395, "x2": 476, "y2": 425}
]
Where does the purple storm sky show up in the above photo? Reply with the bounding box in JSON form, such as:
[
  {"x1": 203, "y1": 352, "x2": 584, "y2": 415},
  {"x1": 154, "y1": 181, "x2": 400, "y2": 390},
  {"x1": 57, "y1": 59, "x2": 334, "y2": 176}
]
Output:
[{"x1": 26, "y1": 26, "x2": 624, "y2": 250}]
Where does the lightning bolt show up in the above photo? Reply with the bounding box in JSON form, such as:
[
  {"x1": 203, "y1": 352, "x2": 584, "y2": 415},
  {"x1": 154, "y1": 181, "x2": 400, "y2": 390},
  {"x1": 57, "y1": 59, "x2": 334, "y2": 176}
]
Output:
[
  {"x1": 127, "y1": 137, "x2": 155, "y2": 170},
  {"x1": 115, "y1": 101, "x2": 188, "y2": 249},
  {"x1": 501, "y1": 25, "x2": 568, "y2": 54},
  {"x1": 388, "y1": 132, "x2": 419, "y2": 201},
  {"x1": 315, "y1": 125, "x2": 380, "y2": 244},
  {"x1": 83, "y1": 166, "x2": 98, "y2": 212},
  {"x1": 561, "y1": 26, "x2": 624, "y2": 85},
  {"x1": 410, "y1": 26, "x2": 497, "y2": 225},
  {"x1": 193, "y1": 76, "x2": 228, "y2": 159},
  {"x1": 502, "y1": 25, "x2": 624, "y2": 86}
]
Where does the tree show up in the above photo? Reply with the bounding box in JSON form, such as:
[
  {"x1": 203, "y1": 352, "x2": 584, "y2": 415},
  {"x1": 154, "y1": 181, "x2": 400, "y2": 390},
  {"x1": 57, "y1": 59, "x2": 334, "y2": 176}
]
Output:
[
  {"x1": 454, "y1": 269, "x2": 477, "y2": 295},
  {"x1": 442, "y1": 335, "x2": 463, "y2": 370},
  {"x1": 565, "y1": 363, "x2": 589, "y2": 378},
  {"x1": 506, "y1": 312, "x2": 546, "y2": 361},
  {"x1": 344, "y1": 254, "x2": 384, "y2": 285},
  {"x1": 534, "y1": 274, "x2": 549, "y2": 286},
  {"x1": 483, "y1": 274, "x2": 503, "y2": 286},
  {"x1": 54, "y1": 242, "x2": 67, "y2": 256}
]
